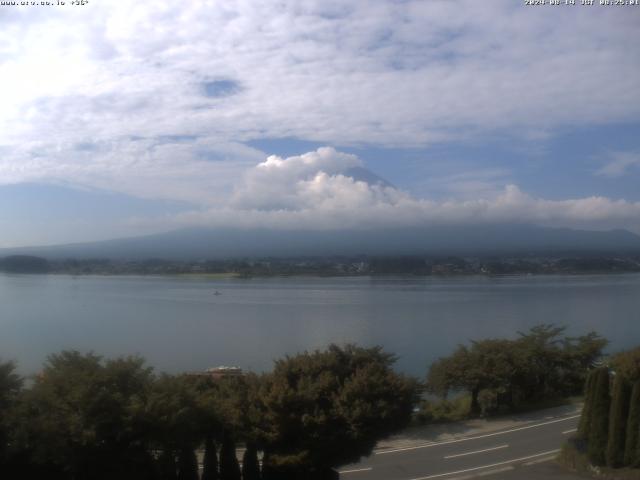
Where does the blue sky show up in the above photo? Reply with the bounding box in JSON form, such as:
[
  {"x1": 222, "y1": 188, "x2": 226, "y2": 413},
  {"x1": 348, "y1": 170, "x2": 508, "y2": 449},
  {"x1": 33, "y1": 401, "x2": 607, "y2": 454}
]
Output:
[{"x1": 1, "y1": 1, "x2": 639, "y2": 247}]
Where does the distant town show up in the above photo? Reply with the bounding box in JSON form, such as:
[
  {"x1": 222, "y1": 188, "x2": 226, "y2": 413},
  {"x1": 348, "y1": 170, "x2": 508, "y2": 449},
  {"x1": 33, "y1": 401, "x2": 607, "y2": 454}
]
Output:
[{"x1": 1, "y1": 254, "x2": 640, "y2": 276}]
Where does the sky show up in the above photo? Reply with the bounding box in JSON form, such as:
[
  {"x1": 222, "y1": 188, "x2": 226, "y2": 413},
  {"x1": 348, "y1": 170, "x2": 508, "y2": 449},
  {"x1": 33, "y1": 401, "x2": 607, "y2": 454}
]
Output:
[{"x1": 1, "y1": 0, "x2": 640, "y2": 247}]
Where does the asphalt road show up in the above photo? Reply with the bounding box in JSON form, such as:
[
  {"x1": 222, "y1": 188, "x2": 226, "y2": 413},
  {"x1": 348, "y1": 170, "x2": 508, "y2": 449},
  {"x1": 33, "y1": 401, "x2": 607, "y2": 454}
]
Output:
[{"x1": 338, "y1": 412, "x2": 581, "y2": 480}]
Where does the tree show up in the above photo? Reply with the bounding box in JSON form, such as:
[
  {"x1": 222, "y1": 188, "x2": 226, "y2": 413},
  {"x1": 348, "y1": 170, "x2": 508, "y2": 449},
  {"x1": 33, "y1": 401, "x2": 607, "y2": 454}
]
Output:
[
  {"x1": 158, "y1": 449, "x2": 178, "y2": 480},
  {"x1": 201, "y1": 436, "x2": 219, "y2": 480},
  {"x1": 612, "y1": 347, "x2": 640, "y2": 383},
  {"x1": 20, "y1": 351, "x2": 156, "y2": 480},
  {"x1": 588, "y1": 368, "x2": 611, "y2": 466},
  {"x1": 242, "y1": 443, "x2": 261, "y2": 480},
  {"x1": 577, "y1": 369, "x2": 596, "y2": 440},
  {"x1": 427, "y1": 325, "x2": 606, "y2": 417},
  {"x1": 624, "y1": 381, "x2": 640, "y2": 467},
  {"x1": 177, "y1": 447, "x2": 199, "y2": 480},
  {"x1": 516, "y1": 324, "x2": 567, "y2": 399},
  {"x1": 260, "y1": 344, "x2": 420, "y2": 478},
  {"x1": 219, "y1": 431, "x2": 241, "y2": 480},
  {"x1": 561, "y1": 332, "x2": 608, "y2": 395},
  {"x1": 145, "y1": 374, "x2": 210, "y2": 455},
  {"x1": 606, "y1": 374, "x2": 631, "y2": 467},
  {"x1": 0, "y1": 360, "x2": 22, "y2": 469},
  {"x1": 427, "y1": 346, "x2": 483, "y2": 414}
]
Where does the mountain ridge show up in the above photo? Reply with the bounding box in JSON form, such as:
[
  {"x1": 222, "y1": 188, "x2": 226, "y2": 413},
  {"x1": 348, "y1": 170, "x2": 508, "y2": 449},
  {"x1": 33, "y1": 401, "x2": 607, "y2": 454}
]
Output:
[{"x1": 2, "y1": 224, "x2": 640, "y2": 260}]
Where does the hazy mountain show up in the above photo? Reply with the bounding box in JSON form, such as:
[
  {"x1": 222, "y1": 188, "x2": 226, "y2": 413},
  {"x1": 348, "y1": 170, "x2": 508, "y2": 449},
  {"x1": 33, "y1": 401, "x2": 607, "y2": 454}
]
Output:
[
  {"x1": 2, "y1": 224, "x2": 640, "y2": 260},
  {"x1": 343, "y1": 166, "x2": 396, "y2": 188}
]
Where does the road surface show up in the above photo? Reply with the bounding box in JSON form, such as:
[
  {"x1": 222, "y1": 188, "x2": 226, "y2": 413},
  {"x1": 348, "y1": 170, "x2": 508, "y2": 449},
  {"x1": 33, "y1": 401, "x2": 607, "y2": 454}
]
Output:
[{"x1": 339, "y1": 411, "x2": 581, "y2": 480}]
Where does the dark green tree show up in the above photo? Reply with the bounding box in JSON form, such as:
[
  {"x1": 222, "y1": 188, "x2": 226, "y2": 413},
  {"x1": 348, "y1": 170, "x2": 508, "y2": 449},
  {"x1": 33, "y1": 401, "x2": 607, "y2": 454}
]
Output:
[
  {"x1": 606, "y1": 374, "x2": 631, "y2": 467},
  {"x1": 561, "y1": 332, "x2": 608, "y2": 395},
  {"x1": 158, "y1": 449, "x2": 178, "y2": 480},
  {"x1": 260, "y1": 344, "x2": 420, "y2": 478},
  {"x1": 588, "y1": 368, "x2": 611, "y2": 466},
  {"x1": 145, "y1": 375, "x2": 209, "y2": 458},
  {"x1": 427, "y1": 325, "x2": 606, "y2": 417},
  {"x1": 201, "y1": 436, "x2": 219, "y2": 480},
  {"x1": 612, "y1": 347, "x2": 640, "y2": 383},
  {"x1": 177, "y1": 447, "x2": 199, "y2": 480},
  {"x1": 20, "y1": 351, "x2": 156, "y2": 480},
  {"x1": 624, "y1": 381, "x2": 640, "y2": 467},
  {"x1": 577, "y1": 369, "x2": 596, "y2": 439},
  {"x1": 0, "y1": 360, "x2": 22, "y2": 471},
  {"x1": 219, "y1": 431, "x2": 241, "y2": 480},
  {"x1": 516, "y1": 324, "x2": 567, "y2": 399},
  {"x1": 427, "y1": 346, "x2": 483, "y2": 414},
  {"x1": 242, "y1": 443, "x2": 261, "y2": 480}
]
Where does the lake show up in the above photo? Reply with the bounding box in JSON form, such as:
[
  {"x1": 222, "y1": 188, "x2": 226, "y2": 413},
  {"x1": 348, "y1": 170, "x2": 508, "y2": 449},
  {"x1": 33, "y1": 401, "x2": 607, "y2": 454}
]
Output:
[{"x1": 1, "y1": 273, "x2": 639, "y2": 377}]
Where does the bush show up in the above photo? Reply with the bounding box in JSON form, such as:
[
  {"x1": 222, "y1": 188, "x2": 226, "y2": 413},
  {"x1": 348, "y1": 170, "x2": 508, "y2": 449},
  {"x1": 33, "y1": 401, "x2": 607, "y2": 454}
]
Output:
[{"x1": 413, "y1": 396, "x2": 471, "y2": 424}]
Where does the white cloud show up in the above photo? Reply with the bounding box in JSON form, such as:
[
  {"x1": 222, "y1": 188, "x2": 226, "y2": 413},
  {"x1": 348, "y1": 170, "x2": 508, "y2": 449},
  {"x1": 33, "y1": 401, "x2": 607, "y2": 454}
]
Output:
[
  {"x1": 0, "y1": 1, "x2": 639, "y2": 194},
  {"x1": 231, "y1": 147, "x2": 362, "y2": 209},
  {"x1": 596, "y1": 151, "x2": 640, "y2": 178},
  {"x1": 1, "y1": 2, "x2": 639, "y2": 239},
  {"x1": 0, "y1": 137, "x2": 264, "y2": 205},
  {"x1": 128, "y1": 148, "x2": 640, "y2": 234}
]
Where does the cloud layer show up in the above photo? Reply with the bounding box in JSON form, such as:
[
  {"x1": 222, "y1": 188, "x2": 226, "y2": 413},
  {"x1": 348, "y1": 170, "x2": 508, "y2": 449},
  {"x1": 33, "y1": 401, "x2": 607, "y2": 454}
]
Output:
[
  {"x1": 1, "y1": 2, "x2": 639, "y2": 239},
  {"x1": 133, "y1": 147, "x2": 640, "y2": 234},
  {"x1": 1, "y1": 2, "x2": 640, "y2": 188}
]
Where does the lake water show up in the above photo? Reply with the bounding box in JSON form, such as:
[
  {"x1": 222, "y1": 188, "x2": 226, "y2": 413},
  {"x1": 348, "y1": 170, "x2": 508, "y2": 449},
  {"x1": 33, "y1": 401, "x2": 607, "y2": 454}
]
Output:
[{"x1": 1, "y1": 273, "x2": 639, "y2": 377}]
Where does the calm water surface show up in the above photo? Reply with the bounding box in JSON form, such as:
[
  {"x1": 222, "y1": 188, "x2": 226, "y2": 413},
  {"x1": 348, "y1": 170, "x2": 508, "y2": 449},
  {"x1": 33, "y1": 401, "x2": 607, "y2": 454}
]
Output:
[{"x1": 1, "y1": 273, "x2": 639, "y2": 376}]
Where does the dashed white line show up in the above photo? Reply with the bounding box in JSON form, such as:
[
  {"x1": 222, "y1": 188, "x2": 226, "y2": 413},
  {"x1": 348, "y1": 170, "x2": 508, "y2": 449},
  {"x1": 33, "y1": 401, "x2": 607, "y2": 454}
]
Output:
[
  {"x1": 339, "y1": 467, "x2": 373, "y2": 474},
  {"x1": 376, "y1": 415, "x2": 579, "y2": 455},
  {"x1": 477, "y1": 466, "x2": 514, "y2": 477},
  {"x1": 409, "y1": 449, "x2": 560, "y2": 480},
  {"x1": 522, "y1": 456, "x2": 556, "y2": 466},
  {"x1": 562, "y1": 428, "x2": 577, "y2": 435},
  {"x1": 446, "y1": 466, "x2": 514, "y2": 480},
  {"x1": 444, "y1": 445, "x2": 509, "y2": 459}
]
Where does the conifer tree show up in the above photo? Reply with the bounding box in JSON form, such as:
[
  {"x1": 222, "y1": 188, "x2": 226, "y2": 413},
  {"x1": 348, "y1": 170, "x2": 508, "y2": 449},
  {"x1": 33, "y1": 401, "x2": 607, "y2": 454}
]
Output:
[
  {"x1": 242, "y1": 443, "x2": 261, "y2": 480},
  {"x1": 260, "y1": 451, "x2": 277, "y2": 480},
  {"x1": 578, "y1": 369, "x2": 596, "y2": 439},
  {"x1": 606, "y1": 375, "x2": 631, "y2": 468},
  {"x1": 202, "y1": 437, "x2": 219, "y2": 480},
  {"x1": 624, "y1": 381, "x2": 640, "y2": 467},
  {"x1": 158, "y1": 450, "x2": 178, "y2": 480},
  {"x1": 219, "y1": 431, "x2": 241, "y2": 480},
  {"x1": 588, "y1": 368, "x2": 611, "y2": 466},
  {"x1": 177, "y1": 447, "x2": 199, "y2": 480}
]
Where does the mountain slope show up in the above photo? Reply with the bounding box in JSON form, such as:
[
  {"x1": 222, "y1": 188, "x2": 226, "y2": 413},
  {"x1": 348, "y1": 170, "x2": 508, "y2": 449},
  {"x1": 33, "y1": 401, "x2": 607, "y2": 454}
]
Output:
[{"x1": 2, "y1": 224, "x2": 640, "y2": 260}]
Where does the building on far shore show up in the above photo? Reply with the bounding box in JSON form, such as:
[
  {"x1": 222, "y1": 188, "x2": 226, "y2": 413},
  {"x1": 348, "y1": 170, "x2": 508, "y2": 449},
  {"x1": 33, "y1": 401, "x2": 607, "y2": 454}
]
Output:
[{"x1": 187, "y1": 366, "x2": 244, "y2": 380}]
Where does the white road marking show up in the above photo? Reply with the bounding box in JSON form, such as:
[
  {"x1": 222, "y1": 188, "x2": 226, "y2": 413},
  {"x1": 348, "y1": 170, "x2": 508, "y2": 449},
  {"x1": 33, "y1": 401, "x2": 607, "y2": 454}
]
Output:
[
  {"x1": 562, "y1": 428, "x2": 577, "y2": 435},
  {"x1": 523, "y1": 456, "x2": 556, "y2": 466},
  {"x1": 409, "y1": 449, "x2": 560, "y2": 480},
  {"x1": 339, "y1": 467, "x2": 373, "y2": 474},
  {"x1": 447, "y1": 466, "x2": 514, "y2": 480},
  {"x1": 444, "y1": 445, "x2": 509, "y2": 459},
  {"x1": 477, "y1": 466, "x2": 514, "y2": 476},
  {"x1": 376, "y1": 415, "x2": 579, "y2": 455}
]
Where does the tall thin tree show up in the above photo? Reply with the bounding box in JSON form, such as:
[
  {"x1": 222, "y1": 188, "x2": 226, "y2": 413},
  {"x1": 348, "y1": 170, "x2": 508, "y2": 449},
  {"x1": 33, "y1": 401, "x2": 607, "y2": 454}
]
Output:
[
  {"x1": 606, "y1": 374, "x2": 631, "y2": 467},
  {"x1": 588, "y1": 368, "x2": 611, "y2": 466},
  {"x1": 177, "y1": 447, "x2": 199, "y2": 480},
  {"x1": 624, "y1": 381, "x2": 640, "y2": 467},
  {"x1": 202, "y1": 437, "x2": 219, "y2": 480},
  {"x1": 219, "y1": 431, "x2": 241, "y2": 480},
  {"x1": 242, "y1": 443, "x2": 261, "y2": 480},
  {"x1": 578, "y1": 369, "x2": 596, "y2": 439}
]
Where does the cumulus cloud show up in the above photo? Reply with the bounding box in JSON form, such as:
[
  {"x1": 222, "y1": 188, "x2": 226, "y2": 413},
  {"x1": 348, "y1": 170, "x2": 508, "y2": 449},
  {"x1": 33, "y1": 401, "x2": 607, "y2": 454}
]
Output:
[
  {"x1": 231, "y1": 147, "x2": 363, "y2": 209},
  {"x1": 128, "y1": 148, "x2": 640, "y2": 234}
]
